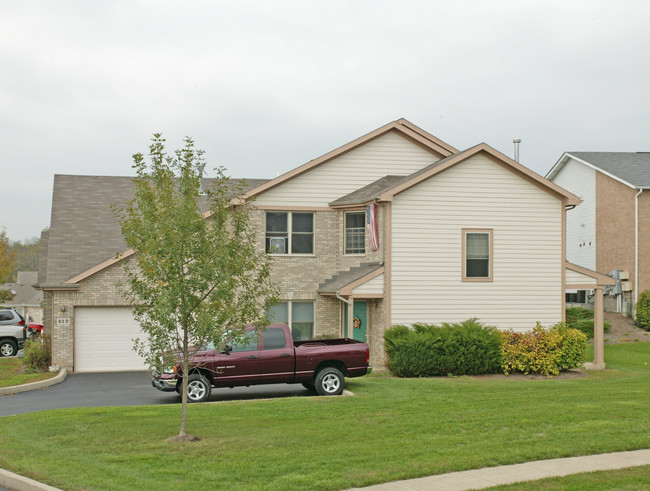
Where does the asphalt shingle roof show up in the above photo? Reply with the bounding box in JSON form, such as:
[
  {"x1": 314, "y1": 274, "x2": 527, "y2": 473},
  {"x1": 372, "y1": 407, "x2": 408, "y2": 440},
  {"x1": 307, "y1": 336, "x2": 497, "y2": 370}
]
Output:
[
  {"x1": 570, "y1": 152, "x2": 650, "y2": 187},
  {"x1": 1, "y1": 272, "x2": 42, "y2": 305},
  {"x1": 318, "y1": 262, "x2": 383, "y2": 293},
  {"x1": 43, "y1": 175, "x2": 268, "y2": 285}
]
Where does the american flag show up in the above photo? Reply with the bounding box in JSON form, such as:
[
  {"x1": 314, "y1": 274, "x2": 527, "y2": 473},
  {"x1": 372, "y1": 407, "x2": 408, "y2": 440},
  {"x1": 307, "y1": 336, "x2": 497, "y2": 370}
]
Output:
[{"x1": 367, "y1": 203, "x2": 379, "y2": 251}]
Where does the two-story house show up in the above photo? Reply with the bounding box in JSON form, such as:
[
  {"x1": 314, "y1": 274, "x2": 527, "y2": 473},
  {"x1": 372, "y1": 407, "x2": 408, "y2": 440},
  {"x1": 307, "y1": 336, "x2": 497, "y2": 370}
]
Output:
[
  {"x1": 547, "y1": 152, "x2": 650, "y2": 315},
  {"x1": 40, "y1": 119, "x2": 603, "y2": 372}
]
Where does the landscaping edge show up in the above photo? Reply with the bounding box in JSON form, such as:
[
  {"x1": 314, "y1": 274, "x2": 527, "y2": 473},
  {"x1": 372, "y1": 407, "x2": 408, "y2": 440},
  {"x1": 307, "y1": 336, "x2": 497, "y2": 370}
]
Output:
[{"x1": 0, "y1": 368, "x2": 68, "y2": 396}]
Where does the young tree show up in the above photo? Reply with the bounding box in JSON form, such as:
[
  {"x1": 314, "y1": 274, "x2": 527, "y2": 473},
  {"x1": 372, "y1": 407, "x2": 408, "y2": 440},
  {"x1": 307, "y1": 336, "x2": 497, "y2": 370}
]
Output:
[{"x1": 114, "y1": 135, "x2": 278, "y2": 441}]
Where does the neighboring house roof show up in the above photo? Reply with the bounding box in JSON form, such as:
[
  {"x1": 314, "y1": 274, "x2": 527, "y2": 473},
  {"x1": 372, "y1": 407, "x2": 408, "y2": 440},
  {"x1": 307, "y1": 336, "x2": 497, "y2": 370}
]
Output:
[
  {"x1": 318, "y1": 262, "x2": 384, "y2": 294},
  {"x1": 242, "y1": 118, "x2": 458, "y2": 202},
  {"x1": 42, "y1": 175, "x2": 268, "y2": 285},
  {"x1": 331, "y1": 143, "x2": 580, "y2": 207},
  {"x1": 546, "y1": 152, "x2": 650, "y2": 188},
  {"x1": 1, "y1": 271, "x2": 42, "y2": 305}
]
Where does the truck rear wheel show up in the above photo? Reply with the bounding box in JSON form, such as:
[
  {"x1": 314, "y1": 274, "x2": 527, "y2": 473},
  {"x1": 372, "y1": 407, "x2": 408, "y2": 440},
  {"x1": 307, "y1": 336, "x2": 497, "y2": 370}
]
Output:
[
  {"x1": 186, "y1": 373, "x2": 211, "y2": 403},
  {"x1": 315, "y1": 367, "x2": 345, "y2": 396},
  {"x1": 0, "y1": 339, "x2": 18, "y2": 357}
]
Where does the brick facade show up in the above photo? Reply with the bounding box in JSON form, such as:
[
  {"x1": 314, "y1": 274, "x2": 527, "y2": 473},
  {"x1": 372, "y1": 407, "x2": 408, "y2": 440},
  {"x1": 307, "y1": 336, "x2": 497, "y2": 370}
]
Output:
[
  {"x1": 47, "y1": 206, "x2": 390, "y2": 371},
  {"x1": 44, "y1": 258, "x2": 132, "y2": 370},
  {"x1": 252, "y1": 206, "x2": 387, "y2": 367},
  {"x1": 596, "y1": 173, "x2": 650, "y2": 304}
]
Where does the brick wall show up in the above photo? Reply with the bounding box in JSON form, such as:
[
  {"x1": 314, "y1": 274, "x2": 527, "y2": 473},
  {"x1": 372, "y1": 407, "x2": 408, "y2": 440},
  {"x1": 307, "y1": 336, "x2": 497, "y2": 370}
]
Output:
[
  {"x1": 48, "y1": 206, "x2": 390, "y2": 370},
  {"x1": 596, "y1": 173, "x2": 650, "y2": 301},
  {"x1": 45, "y1": 258, "x2": 132, "y2": 370},
  {"x1": 252, "y1": 206, "x2": 387, "y2": 363}
]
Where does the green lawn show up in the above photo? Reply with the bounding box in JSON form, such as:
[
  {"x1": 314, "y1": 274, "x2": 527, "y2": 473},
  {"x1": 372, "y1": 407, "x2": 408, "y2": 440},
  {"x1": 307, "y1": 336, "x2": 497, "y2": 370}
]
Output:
[
  {"x1": 490, "y1": 465, "x2": 650, "y2": 490},
  {"x1": 0, "y1": 357, "x2": 57, "y2": 388},
  {"x1": 1, "y1": 343, "x2": 649, "y2": 490}
]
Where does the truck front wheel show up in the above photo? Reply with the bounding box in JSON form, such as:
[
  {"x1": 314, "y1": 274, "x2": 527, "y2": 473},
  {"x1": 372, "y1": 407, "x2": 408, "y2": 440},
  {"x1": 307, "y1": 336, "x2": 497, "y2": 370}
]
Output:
[
  {"x1": 186, "y1": 373, "x2": 211, "y2": 403},
  {"x1": 315, "y1": 367, "x2": 345, "y2": 396}
]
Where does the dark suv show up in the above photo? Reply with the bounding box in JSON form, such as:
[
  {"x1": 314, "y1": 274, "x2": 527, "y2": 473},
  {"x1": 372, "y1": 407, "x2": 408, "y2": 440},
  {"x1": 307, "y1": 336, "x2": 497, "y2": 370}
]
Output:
[{"x1": 0, "y1": 308, "x2": 28, "y2": 357}]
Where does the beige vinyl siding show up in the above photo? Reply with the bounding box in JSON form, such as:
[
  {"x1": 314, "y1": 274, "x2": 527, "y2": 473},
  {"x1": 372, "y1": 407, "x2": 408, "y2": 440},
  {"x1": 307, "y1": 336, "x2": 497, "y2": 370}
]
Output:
[
  {"x1": 391, "y1": 154, "x2": 563, "y2": 330},
  {"x1": 565, "y1": 268, "x2": 598, "y2": 286},
  {"x1": 254, "y1": 132, "x2": 439, "y2": 207},
  {"x1": 551, "y1": 159, "x2": 596, "y2": 270},
  {"x1": 352, "y1": 273, "x2": 384, "y2": 295}
]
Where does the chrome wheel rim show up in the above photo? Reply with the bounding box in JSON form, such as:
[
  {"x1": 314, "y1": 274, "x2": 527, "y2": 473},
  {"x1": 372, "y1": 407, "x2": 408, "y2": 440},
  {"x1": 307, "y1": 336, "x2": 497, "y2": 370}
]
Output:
[
  {"x1": 322, "y1": 374, "x2": 340, "y2": 393},
  {"x1": 188, "y1": 380, "x2": 207, "y2": 401},
  {"x1": 0, "y1": 344, "x2": 14, "y2": 356}
]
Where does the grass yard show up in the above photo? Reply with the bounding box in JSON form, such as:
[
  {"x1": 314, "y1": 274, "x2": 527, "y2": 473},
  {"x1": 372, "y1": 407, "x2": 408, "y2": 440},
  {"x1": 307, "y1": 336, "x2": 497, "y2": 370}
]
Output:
[
  {"x1": 490, "y1": 465, "x2": 650, "y2": 490},
  {"x1": 0, "y1": 343, "x2": 649, "y2": 490},
  {"x1": 0, "y1": 357, "x2": 57, "y2": 388}
]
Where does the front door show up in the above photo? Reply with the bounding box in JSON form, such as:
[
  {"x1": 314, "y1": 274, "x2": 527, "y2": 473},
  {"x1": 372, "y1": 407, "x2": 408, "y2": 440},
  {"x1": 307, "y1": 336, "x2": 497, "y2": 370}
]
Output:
[{"x1": 345, "y1": 301, "x2": 368, "y2": 342}]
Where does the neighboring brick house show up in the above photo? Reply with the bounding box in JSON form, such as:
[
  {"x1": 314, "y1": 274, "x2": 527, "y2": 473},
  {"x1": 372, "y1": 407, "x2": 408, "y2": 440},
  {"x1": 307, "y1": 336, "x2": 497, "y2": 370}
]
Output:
[
  {"x1": 547, "y1": 152, "x2": 650, "y2": 314},
  {"x1": 40, "y1": 119, "x2": 591, "y2": 372}
]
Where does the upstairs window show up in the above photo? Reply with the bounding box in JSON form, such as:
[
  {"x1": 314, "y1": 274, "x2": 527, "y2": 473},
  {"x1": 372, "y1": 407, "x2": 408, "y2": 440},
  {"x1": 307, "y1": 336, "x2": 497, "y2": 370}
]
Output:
[
  {"x1": 463, "y1": 229, "x2": 493, "y2": 281},
  {"x1": 266, "y1": 212, "x2": 314, "y2": 254},
  {"x1": 345, "y1": 211, "x2": 366, "y2": 254}
]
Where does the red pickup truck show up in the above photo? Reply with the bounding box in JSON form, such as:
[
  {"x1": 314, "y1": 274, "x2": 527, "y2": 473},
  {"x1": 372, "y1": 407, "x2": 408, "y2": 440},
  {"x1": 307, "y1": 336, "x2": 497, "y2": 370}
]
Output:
[{"x1": 152, "y1": 324, "x2": 372, "y2": 402}]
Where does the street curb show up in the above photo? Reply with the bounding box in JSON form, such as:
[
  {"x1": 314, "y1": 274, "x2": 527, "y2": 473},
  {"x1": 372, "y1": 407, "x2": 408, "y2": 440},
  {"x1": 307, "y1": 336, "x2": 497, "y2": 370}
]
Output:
[
  {"x1": 0, "y1": 467, "x2": 62, "y2": 491},
  {"x1": 0, "y1": 368, "x2": 68, "y2": 396}
]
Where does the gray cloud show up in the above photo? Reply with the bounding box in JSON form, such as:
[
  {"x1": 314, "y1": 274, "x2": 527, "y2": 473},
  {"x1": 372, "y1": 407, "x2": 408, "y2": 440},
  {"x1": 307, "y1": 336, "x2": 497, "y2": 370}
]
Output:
[{"x1": 2, "y1": 0, "x2": 649, "y2": 240}]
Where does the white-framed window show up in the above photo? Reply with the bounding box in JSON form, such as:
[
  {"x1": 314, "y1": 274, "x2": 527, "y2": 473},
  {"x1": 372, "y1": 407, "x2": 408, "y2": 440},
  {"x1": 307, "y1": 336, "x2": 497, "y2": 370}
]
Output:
[
  {"x1": 266, "y1": 212, "x2": 314, "y2": 255},
  {"x1": 267, "y1": 301, "x2": 314, "y2": 341},
  {"x1": 345, "y1": 211, "x2": 366, "y2": 255},
  {"x1": 463, "y1": 229, "x2": 493, "y2": 281}
]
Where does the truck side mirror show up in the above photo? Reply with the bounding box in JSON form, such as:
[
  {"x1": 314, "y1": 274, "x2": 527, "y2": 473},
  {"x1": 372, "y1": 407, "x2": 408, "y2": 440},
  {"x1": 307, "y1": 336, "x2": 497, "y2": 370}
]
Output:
[{"x1": 220, "y1": 343, "x2": 233, "y2": 354}]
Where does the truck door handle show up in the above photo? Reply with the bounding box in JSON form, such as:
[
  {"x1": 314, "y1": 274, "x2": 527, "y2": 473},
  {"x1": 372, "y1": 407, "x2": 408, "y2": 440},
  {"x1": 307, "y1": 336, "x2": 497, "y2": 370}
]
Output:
[
  {"x1": 281, "y1": 353, "x2": 290, "y2": 358},
  {"x1": 248, "y1": 355, "x2": 258, "y2": 359}
]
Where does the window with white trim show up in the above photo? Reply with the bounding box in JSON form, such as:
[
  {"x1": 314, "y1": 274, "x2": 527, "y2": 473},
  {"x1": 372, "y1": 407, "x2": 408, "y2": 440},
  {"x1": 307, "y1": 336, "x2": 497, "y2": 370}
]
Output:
[
  {"x1": 345, "y1": 211, "x2": 366, "y2": 255},
  {"x1": 267, "y1": 301, "x2": 314, "y2": 341},
  {"x1": 463, "y1": 230, "x2": 492, "y2": 280},
  {"x1": 266, "y1": 212, "x2": 314, "y2": 254}
]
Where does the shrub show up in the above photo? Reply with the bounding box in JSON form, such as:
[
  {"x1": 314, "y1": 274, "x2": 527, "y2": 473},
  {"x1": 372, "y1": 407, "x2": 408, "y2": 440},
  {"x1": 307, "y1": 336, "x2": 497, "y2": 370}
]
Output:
[
  {"x1": 635, "y1": 290, "x2": 650, "y2": 331},
  {"x1": 566, "y1": 307, "x2": 594, "y2": 323},
  {"x1": 501, "y1": 323, "x2": 587, "y2": 376},
  {"x1": 384, "y1": 318, "x2": 502, "y2": 377},
  {"x1": 570, "y1": 319, "x2": 611, "y2": 339},
  {"x1": 21, "y1": 334, "x2": 52, "y2": 373}
]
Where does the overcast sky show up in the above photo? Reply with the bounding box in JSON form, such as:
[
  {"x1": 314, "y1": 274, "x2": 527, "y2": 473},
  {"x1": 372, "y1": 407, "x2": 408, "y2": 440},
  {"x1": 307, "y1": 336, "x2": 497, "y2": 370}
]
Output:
[{"x1": 2, "y1": 1, "x2": 649, "y2": 241}]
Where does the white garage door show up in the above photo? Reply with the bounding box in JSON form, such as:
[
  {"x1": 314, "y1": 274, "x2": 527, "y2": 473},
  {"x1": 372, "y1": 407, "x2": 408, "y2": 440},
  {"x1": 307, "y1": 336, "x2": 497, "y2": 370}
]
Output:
[{"x1": 75, "y1": 307, "x2": 147, "y2": 372}]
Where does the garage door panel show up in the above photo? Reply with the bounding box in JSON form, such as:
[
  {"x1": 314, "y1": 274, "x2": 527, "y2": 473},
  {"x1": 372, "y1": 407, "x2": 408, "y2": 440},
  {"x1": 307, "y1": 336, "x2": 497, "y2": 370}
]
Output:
[{"x1": 75, "y1": 307, "x2": 147, "y2": 372}]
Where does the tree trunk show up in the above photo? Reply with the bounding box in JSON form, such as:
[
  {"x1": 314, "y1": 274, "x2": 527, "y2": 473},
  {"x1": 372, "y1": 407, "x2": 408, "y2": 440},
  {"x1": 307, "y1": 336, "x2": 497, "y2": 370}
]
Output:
[{"x1": 179, "y1": 326, "x2": 189, "y2": 437}]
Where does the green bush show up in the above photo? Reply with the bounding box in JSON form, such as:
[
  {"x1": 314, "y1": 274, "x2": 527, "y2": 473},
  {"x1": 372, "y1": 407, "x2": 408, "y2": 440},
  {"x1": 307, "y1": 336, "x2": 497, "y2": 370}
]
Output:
[
  {"x1": 635, "y1": 290, "x2": 650, "y2": 331},
  {"x1": 21, "y1": 334, "x2": 52, "y2": 373},
  {"x1": 570, "y1": 319, "x2": 611, "y2": 339},
  {"x1": 501, "y1": 323, "x2": 587, "y2": 376},
  {"x1": 566, "y1": 307, "x2": 594, "y2": 323},
  {"x1": 384, "y1": 318, "x2": 502, "y2": 377}
]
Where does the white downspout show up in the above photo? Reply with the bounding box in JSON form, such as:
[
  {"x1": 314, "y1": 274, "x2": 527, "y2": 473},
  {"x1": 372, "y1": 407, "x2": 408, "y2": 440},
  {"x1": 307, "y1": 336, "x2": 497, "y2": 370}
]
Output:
[
  {"x1": 635, "y1": 189, "x2": 643, "y2": 316},
  {"x1": 336, "y1": 291, "x2": 351, "y2": 305}
]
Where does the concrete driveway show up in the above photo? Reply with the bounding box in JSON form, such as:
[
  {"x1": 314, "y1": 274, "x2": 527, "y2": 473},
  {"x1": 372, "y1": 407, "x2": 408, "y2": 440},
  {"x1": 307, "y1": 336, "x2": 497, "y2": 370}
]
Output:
[{"x1": 0, "y1": 371, "x2": 311, "y2": 417}]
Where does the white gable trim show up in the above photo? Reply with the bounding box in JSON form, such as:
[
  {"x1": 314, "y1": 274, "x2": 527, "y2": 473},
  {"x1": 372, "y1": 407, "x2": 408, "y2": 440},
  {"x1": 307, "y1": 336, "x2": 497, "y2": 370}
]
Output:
[{"x1": 547, "y1": 153, "x2": 636, "y2": 189}]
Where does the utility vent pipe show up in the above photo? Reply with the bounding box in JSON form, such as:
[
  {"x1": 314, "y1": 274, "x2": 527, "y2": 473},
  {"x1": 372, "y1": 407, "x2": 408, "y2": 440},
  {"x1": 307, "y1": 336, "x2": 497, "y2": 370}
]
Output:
[{"x1": 513, "y1": 139, "x2": 521, "y2": 162}]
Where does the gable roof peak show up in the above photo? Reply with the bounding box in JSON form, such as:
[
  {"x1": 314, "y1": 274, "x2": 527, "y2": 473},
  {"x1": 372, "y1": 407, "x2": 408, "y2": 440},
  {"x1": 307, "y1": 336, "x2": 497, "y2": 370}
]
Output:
[{"x1": 242, "y1": 119, "x2": 457, "y2": 201}]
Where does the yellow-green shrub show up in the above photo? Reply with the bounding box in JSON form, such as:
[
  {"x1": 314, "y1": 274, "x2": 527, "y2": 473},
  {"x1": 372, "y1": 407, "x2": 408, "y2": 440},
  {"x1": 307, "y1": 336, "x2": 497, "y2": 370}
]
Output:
[{"x1": 501, "y1": 323, "x2": 587, "y2": 376}]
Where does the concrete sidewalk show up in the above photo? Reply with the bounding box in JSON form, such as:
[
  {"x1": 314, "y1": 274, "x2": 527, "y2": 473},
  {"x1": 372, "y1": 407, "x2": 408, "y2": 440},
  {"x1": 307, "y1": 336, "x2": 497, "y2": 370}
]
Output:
[{"x1": 350, "y1": 449, "x2": 650, "y2": 490}]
